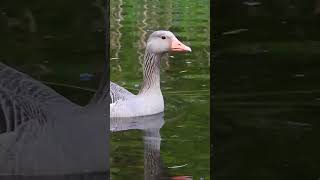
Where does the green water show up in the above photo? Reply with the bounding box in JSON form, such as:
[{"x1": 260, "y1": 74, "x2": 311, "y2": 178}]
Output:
[
  {"x1": 0, "y1": 0, "x2": 106, "y2": 105},
  {"x1": 110, "y1": 0, "x2": 210, "y2": 179},
  {"x1": 0, "y1": 0, "x2": 107, "y2": 178}
]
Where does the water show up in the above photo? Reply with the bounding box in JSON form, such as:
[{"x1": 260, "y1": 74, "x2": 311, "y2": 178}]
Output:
[
  {"x1": 0, "y1": 0, "x2": 107, "y2": 102},
  {"x1": 110, "y1": 0, "x2": 210, "y2": 179},
  {"x1": 214, "y1": 1, "x2": 320, "y2": 179},
  {"x1": 0, "y1": 0, "x2": 108, "y2": 179}
]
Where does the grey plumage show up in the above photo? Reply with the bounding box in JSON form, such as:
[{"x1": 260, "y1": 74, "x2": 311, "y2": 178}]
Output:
[
  {"x1": 0, "y1": 62, "x2": 108, "y2": 175},
  {"x1": 109, "y1": 30, "x2": 191, "y2": 117},
  {"x1": 109, "y1": 81, "x2": 134, "y2": 104},
  {"x1": 0, "y1": 63, "x2": 76, "y2": 134}
]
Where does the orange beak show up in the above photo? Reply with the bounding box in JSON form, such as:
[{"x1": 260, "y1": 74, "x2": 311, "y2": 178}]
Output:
[{"x1": 170, "y1": 38, "x2": 192, "y2": 52}]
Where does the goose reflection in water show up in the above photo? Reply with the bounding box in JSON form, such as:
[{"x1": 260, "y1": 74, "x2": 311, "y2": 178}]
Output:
[
  {"x1": 111, "y1": 113, "x2": 192, "y2": 180},
  {"x1": 111, "y1": 113, "x2": 166, "y2": 180},
  {"x1": 0, "y1": 62, "x2": 109, "y2": 179}
]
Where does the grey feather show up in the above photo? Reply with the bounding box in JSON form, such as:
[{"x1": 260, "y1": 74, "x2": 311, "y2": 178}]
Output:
[{"x1": 110, "y1": 81, "x2": 134, "y2": 104}]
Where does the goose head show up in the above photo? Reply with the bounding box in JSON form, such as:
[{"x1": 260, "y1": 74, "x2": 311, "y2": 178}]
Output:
[
  {"x1": 139, "y1": 30, "x2": 191, "y2": 95},
  {"x1": 146, "y1": 30, "x2": 191, "y2": 54}
]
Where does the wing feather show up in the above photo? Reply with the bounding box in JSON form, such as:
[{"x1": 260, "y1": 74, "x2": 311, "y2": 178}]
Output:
[
  {"x1": 0, "y1": 62, "x2": 76, "y2": 134},
  {"x1": 110, "y1": 81, "x2": 135, "y2": 104}
]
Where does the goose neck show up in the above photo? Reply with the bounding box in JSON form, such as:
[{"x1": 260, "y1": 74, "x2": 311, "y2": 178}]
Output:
[{"x1": 139, "y1": 50, "x2": 162, "y2": 94}]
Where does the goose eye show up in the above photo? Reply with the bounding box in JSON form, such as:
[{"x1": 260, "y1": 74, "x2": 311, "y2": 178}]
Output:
[{"x1": 161, "y1": 36, "x2": 166, "y2": 39}]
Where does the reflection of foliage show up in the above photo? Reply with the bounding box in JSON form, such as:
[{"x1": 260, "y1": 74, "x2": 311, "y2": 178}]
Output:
[
  {"x1": 111, "y1": 130, "x2": 145, "y2": 179},
  {"x1": 110, "y1": 0, "x2": 210, "y2": 85},
  {"x1": 110, "y1": 0, "x2": 210, "y2": 179}
]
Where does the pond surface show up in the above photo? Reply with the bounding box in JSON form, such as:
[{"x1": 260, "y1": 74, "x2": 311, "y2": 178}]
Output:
[
  {"x1": 0, "y1": 0, "x2": 108, "y2": 179},
  {"x1": 214, "y1": 1, "x2": 320, "y2": 179},
  {"x1": 0, "y1": 0, "x2": 106, "y2": 105},
  {"x1": 110, "y1": 0, "x2": 210, "y2": 179}
]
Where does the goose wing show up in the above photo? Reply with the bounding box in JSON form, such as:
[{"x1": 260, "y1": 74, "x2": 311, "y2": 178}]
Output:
[
  {"x1": 0, "y1": 62, "x2": 78, "y2": 134},
  {"x1": 0, "y1": 63, "x2": 75, "y2": 106},
  {"x1": 0, "y1": 88, "x2": 48, "y2": 134},
  {"x1": 110, "y1": 81, "x2": 135, "y2": 104}
]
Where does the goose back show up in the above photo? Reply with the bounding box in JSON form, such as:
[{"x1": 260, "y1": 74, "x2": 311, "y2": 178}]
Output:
[
  {"x1": 0, "y1": 63, "x2": 78, "y2": 134},
  {"x1": 110, "y1": 81, "x2": 135, "y2": 104}
]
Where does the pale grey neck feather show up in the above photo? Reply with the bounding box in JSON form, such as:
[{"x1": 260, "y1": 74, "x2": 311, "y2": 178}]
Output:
[{"x1": 139, "y1": 50, "x2": 162, "y2": 95}]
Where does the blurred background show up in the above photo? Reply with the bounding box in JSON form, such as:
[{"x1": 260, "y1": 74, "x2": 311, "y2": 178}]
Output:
[{"x1": 213, "y1": 0, "x2": 320, "y2": 179}]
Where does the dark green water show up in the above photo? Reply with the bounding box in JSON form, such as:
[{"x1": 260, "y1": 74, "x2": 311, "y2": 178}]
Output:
[
  {"x1": 0, "y1": 0, "x2": 107, "y2": 178},
  {"x1": 214, "y1": 0, "x2": 320, "y2": 179},
  {"x1": 0, "y1": 0, "x2": 106, "y2": 104},
  {"x1": 110, "y1": 0, "x2": 210, "y2": 179}
]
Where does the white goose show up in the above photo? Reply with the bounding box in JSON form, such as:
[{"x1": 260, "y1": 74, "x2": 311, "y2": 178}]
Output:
[{"x1": 110, "y1": 30, "x2": 191, "y2": 117}]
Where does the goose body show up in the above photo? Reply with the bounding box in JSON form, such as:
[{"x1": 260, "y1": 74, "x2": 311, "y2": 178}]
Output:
[
  {"x1": 0, "y1": 62, "x2": 108, "y2": 175},
  {"x1": 110, "y1": 30, "x2": 191, "y2": 117},
  {"x1": 110, "y1": 87, "x2": 164, "y2": 117}
]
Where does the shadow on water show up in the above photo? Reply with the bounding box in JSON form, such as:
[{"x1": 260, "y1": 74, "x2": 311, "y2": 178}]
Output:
[{"x1": 0, "y1": 63, "x2": 108, "y2": 179}]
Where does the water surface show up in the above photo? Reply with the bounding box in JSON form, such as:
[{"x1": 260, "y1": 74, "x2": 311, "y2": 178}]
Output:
[
  {"x1": 214, "y1": 1, "x2": 320, "y2": 179},
  {"x1": 0, "y1": 0, "x2": 108, "y2": 179},
  {"x1": 110, "y1": 0, "x2": 210, "y2": 179}
]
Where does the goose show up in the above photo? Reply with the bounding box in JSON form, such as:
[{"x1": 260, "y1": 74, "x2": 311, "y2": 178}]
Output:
[
  {"x1": 110, "y1": 30, "x2": 191, "y2": 117},
  {"x1": 0, "y1": 62, "x2": 108, "y2": 175},
  {"x1": 0, "y1": 4, "x2": 110, "y2": 175}
]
